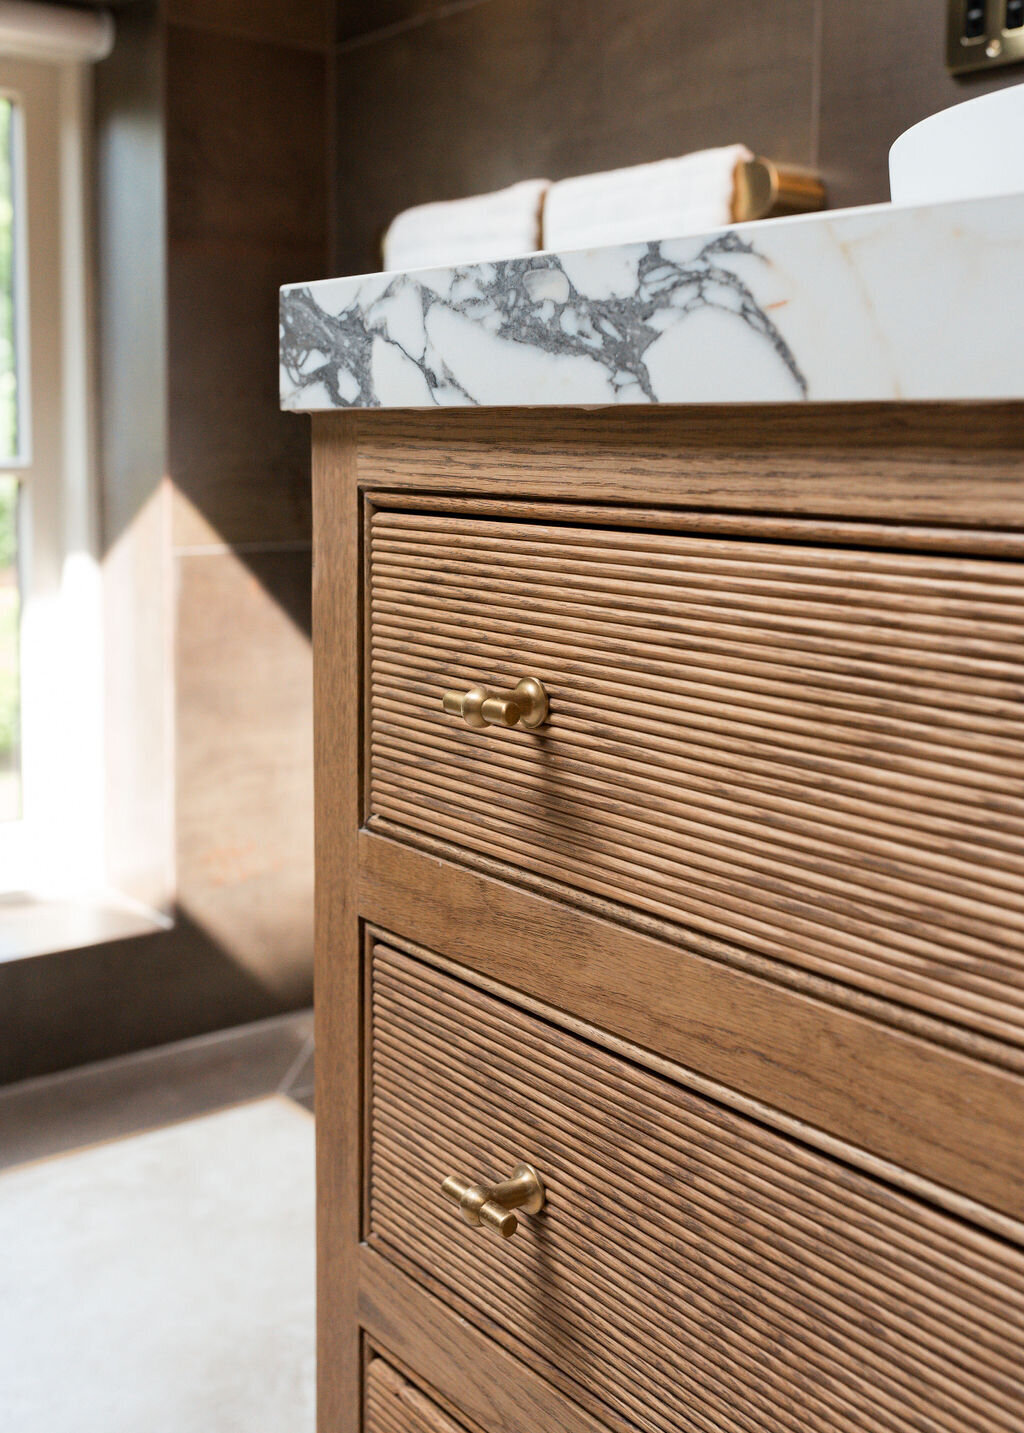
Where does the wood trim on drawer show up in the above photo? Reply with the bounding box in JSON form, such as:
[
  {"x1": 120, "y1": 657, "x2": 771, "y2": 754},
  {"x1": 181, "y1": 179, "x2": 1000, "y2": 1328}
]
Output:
[
  {"x1": 368, "y1": 491, "x2": 1024, "y2": 556},
  {"x1": 359, "y1": 830, "x2": 1024, "y2": 1234},
  {"x1": 368, "y1": 942, "x2": 1024, "y2": 1433},
  {"x1": 337, "y1": 403, "x2": 1024, "y2": 527},
  {"x1": 359, "y1": 1248, "x2": 612, "y2": 1433},
  {"x1": 364, "y1": 1359, "x2": 473, "y2": 1433},
  {"x1": 367, "y1": 506, "x2": 1024, "y2": 1057},
  {"x1": 363, "y1": 1346, "x2": 493, "y2": 1433},
  {"x1": 313, "y1": 418, "x2": 363, "y2": 1433}
]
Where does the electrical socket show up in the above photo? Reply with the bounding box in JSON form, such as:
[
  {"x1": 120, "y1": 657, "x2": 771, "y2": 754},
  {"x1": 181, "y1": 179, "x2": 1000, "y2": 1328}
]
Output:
[{"x1": 947, "y1": 0, "x2": 1024, "y2": 72}]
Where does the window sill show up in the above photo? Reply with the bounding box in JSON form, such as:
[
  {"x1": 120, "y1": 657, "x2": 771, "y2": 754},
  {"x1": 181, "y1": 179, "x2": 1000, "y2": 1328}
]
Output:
[{"x1": 0, "y1": 893, "x2": 169, "y2": 963}]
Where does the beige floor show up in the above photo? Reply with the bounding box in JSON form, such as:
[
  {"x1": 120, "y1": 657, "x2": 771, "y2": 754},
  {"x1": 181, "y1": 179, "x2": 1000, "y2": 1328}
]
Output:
[{"x1": 0, "y1": 1096, "x2": 314, "y2": 1432}]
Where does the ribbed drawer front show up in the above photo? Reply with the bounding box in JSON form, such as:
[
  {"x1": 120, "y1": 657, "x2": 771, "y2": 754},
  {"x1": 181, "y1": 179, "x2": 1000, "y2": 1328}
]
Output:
[
  {"x1": 369, "y1": 510, "x2": 1024, "y2": 1048},
  {"x1": 365, "y1": 1359, "x2": 469, "y2": 1433},
  {"x1": 369, "y1": 942, "x2": 1024, "y2": 1433}
]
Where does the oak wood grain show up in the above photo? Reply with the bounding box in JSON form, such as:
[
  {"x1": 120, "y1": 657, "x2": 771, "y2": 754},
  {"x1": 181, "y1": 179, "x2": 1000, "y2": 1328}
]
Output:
[
  {"x1": 369, "y1": 943, "x2": 1024, "y2": 1433},
  {"x1": 359, "y1": 1250, "x2": 613, "y2": 1433},
  {"x1": 369, "y1": 509, "x2": 1024, "y2": 1050},
  {"x1": 313, "y1": 418, "x2": 363, "y2": 1431},
  {"x1": 312, "y1": 405, "x2": 1024, "y2": 1433},
  {"x1": 343, "y1": 405, "x2": 1024, "y2": 527},
  {"x1": 364, "y1": 1345, "x2": 492, "y2": 1433},
  {"x1": 368, "y1": 492, "x2": 1024, "y2": 556},
  {"x1": 359, "y1": 832, "x2": 1024, "y2": 1226},
  {"x1": 365, "y1": 1359, "x2": 469, "y2": 1433}
]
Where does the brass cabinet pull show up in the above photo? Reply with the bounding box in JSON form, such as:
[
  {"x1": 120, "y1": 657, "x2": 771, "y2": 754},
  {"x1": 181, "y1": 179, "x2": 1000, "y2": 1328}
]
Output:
[
  {"x1": 442, "y1": 676, "x2": 549, "y2": 731},
  {"x1": 440, "y1": 1162, "x2": 545, "y2": 1240}
]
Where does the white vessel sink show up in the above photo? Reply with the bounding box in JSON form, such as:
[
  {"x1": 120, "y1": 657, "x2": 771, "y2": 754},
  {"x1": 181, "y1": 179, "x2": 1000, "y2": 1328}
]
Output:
[{"x1": 890, "y1": 84, "x2": 1024, "y2": 204}]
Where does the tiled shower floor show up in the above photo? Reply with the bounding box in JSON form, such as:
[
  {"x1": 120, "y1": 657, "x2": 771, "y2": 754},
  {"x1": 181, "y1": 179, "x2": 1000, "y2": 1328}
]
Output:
[{"x1": 0, "y1": 1015, "x2": 315, "y2": 1432}]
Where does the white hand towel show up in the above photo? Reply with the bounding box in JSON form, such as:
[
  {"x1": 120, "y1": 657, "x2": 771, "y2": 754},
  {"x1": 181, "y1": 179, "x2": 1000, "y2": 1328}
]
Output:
[
  {"x1": 382, "y1": 178, "x2": 550, "y2": 272},
  {"x1": 542, "y1": 145, "x2": 753, "y2": 252}
]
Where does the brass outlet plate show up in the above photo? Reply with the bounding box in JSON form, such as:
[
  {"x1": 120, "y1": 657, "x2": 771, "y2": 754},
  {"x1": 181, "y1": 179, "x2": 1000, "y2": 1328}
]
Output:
[{"x1": 948, "y1": 0, "x2": 1024, "y2": 73}]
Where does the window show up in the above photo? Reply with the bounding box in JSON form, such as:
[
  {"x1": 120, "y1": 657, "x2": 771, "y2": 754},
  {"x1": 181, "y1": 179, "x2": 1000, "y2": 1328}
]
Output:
[
  {"x1": 0, "y1": 475, "x2": 19, "y2": 824},
  {"x1": 0, "y1": 90, "x2": 22, "y2": 827},
  {"x1": 0, "y1": 55, "x2": 103, "y2": 897}
]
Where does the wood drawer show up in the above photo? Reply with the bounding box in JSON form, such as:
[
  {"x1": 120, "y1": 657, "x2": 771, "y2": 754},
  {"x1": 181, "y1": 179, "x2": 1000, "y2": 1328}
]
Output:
[
  {"x1": 366, "y1": 1359, "x2": 471, "y2": 1433},
  {"x1": 368, "y1": 941, "x2": 1024, "y2": 1433},
  {"x1": 368, "y1": 509, "x2": 1024, "y2": 1052}
]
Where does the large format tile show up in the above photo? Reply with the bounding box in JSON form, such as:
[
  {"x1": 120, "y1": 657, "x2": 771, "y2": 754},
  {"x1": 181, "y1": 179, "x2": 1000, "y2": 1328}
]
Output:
[
  {"x1": 337, "y1": 0, "x2": 477, "y2": 44},
  {"x1": 170, "y1": 242, "x2": 315, "y2": 547},
  {"x1": 176, "y1": 548, "x2": 313, "y2": 1007},
  {"x1": 817, "y1": 0, "x2": 1022, "y2": 208},
  {"x1": 0, "y1": 1010, "x2": 312, "y2": 1171},
  {"x1": 284, "y1": 1029, "x2": 314, "y2": 1100},
  {"x1": 0, "y1": 918, "x2": 303, "y2": 1086},
  {"x1": 333, "y1": 0, "x2": 817, "y2": 276},
  {"x1": 168, "y1": 0, "x2": 331, "y2": 49},
  {"x1": 0, "y1": 1098, "x2": 314, "y2": 1433},
  {"x1": 167, "y1": 24, "x2": 326, "y2": 545},
  {"x1": 167, "y1": 25, "x2": 327, "y2": 251}
]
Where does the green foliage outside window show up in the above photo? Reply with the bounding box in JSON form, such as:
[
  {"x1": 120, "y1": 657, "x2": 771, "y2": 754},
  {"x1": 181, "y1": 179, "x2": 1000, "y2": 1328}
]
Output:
[{"x1": 0, "y1": 473, "x2": 13, "y2": 566}]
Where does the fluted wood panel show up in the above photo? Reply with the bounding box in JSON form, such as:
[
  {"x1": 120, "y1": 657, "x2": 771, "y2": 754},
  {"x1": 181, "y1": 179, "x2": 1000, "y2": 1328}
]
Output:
[
  {"x1": 369, "y1": 943, "x2": 1024, "y2": 1433},
  {"x1": 365, "y1": 1359, "x2": 470, "y2": 1433},
  {"x1": 369, "y1": 510, "x2": 1024, "y2": 1049}
]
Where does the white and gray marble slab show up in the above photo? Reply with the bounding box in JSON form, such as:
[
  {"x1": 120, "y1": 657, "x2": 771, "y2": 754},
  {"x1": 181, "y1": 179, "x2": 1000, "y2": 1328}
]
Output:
[{"x1": 280, "y1": 193, "x2": 1024, "y2": 411}]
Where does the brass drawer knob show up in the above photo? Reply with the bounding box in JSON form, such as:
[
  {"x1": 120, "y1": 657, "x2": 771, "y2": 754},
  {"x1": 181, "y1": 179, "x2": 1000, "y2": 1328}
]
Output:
[
  {"x1": 440, "y1": 1162, "x2": 546, "y2": 1240},
  {"x1": 442, "y1": 677, "x2": 549, "y2": 731}
]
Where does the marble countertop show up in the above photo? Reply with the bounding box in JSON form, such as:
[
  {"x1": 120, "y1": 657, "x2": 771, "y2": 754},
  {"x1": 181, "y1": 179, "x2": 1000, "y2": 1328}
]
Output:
[{"x1": 280, "y1": 192, "x2": 1024, "y2": 412}]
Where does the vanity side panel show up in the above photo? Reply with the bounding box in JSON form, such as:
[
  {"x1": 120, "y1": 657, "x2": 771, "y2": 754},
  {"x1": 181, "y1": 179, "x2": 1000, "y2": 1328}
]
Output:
[
  {"x1": 312, "y1": 414, "x2": 364, "y2": 1432},
  {"x1": 313, "y1": 402, "x2": 1024, "y2": 1431}
]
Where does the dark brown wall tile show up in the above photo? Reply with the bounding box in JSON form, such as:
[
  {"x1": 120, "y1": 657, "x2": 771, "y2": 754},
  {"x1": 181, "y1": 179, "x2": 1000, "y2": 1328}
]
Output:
[
  {"x1": 0, "y1": 1012, "x2": 311, "y2": 1166},
  {"x1": 333, "y1": 0, "x2": 818, "y2": 275},
  {"x1": 0, "y1": 919, "x2": 292, "y2": 1085},
  {"x1": 818, "y1": 0, "x2": 1023, "y2": 209},
  {"x1": 169, "y1": 241, "x2": 314, "y2": 546},
  {"x1": 167, "y1": 25, "x2": 328, "y2": 249},
  {"x1": 166, "y1": 24, "x2": 326, "y2": 545},
  {"x1": 337, "y1": 0, "x2": 467, "y2": 45},
  {"x1": 165, "y1": 26, "x2": 321, "y2": 1061},
  {"x1": 176, "y1": 549, "x2": 313, "y2": 1011},
  {"x1": 167, "y1": 0, "x2": 331, "y2": 50}
]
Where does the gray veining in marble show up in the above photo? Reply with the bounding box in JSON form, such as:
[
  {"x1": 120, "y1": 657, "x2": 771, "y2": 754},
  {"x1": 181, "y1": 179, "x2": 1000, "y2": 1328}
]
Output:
[
  {"x1": 281, "y1": 235, "x2": 807, "y2": 410},
  {"x1": 281, "y1": 193, "x2": 1024, "y2": 410}
]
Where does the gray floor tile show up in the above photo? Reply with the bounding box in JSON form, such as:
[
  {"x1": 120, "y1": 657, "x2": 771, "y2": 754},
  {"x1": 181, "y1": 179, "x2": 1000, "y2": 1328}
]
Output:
[
  {"x1": 0, "y1": 1009, "x2": 313, "y2": 1171},
  {"x1": 0, "y1": 1097, "x2": 314, "y2": 1432},
  {"x1": 279, "y1": 1033, "x2": 314, "y2": 1099}
]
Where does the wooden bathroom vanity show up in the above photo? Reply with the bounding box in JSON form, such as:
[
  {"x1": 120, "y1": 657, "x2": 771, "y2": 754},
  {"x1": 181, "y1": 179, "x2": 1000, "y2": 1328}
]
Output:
[{"x1": 284, "y1": 196, "x2": 1024, "y2": 1433}]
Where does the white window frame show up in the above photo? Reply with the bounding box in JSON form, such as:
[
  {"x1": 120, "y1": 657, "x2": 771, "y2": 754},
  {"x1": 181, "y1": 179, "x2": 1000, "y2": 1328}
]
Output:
[{"x1": 0, "y1": 54, "x2": 103, "y2": 897}]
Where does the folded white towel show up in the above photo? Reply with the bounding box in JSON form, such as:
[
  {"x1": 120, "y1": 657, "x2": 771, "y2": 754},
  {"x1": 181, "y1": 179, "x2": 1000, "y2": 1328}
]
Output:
[
  {"x1": 542, "y1": 145, "x2": 753, "y2": 252},
  {"x1": 382, "y1": 178, "x2": 550, "y2": 273}
]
